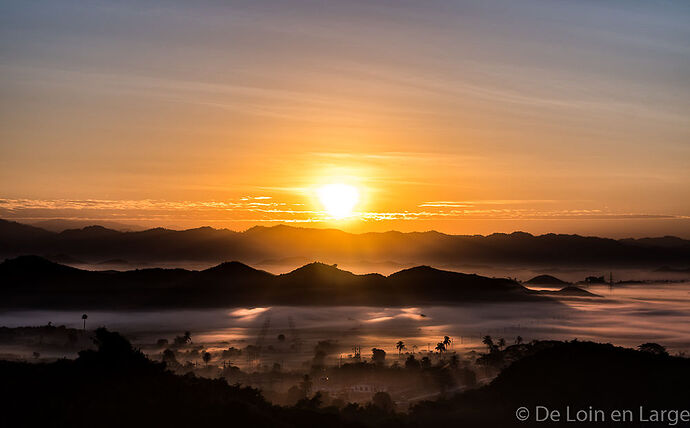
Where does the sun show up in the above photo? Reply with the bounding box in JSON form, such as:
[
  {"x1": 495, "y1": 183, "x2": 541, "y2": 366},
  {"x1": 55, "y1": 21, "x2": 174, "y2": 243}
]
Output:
[{"x1": 317, "y1": 183, "x2": 360, "y2": 219}]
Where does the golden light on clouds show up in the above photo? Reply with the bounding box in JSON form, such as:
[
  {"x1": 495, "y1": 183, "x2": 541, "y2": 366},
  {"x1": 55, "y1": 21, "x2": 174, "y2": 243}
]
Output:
[{"x1": 1, "y1": 2, "x2": 688, "y2": 237}]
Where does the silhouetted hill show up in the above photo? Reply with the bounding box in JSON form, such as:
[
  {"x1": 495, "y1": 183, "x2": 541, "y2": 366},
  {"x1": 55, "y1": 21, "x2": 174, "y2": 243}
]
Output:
[
  {"x1": 0, "y1": 328, "x2": 343, "y2": 428},
  {"x1": 30, "y1": 218, "x2": 143, "y2": 232},
  {"x1": 47, "y1": 253, "x2": 86, "y2": 264},
  {"x1": 0, "y1": 256, "x2": 550, "y2": 309},
  {"x1": 388, "y1": 266, "x2": 532, "y2": 302},
  {"x1": 655, "y1": 266, "x2": 690, "y2": 274},
  {"x1": 2, "y1": 219, "x2": 689, "y2": 267},
  {"x1": 0, "y1": 219, "x2": 53, "y2": 242},
  {"x1": 0, "y1": 254, "x2": 80, "y2": 278},
  {"x1": 524, "y1": 274, "x2": 570, "y2": 285},
  {"x1": 412, "y1": 341, "x2": 690, "y2": 426},
  {"x1": 620, "y1": 236, "x2": 690, "y2": 249},
  {"x1": 2, "y1": 330, "x2": 686, "y2": 427}
]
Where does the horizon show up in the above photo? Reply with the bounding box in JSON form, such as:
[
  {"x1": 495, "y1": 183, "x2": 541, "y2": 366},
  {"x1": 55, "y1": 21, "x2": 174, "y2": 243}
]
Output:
[{"x1": 5, "y1": 217, "x2": 689, "y2": 240}]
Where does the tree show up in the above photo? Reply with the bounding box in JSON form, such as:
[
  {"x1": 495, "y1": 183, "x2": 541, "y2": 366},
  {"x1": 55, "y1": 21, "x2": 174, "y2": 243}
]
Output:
[
  {"x1": 299, "y1": 374, "x2": 313, "y2": 396},
  {"x1": 435, "y1": 342, "x2": 446, "y2": 353},
  {"x1": 638, "y1": 343, "x2": 669, "y2": 356},
  {"x1": 296, "y1": 391, "x2": 323, "y2": 410},
  {"x1": 405, "y1": 354, "x2": 420, "y2": 370},
  {"x1": 497, "y1": 338, "x2": 506, "y2": 349},
  {"x1": 162, "y1": 349, "x2": 177, "y2": 365},
  {"x1": 482, "y1": 335, "x2": 495, "y2": 353},
  {"x1": 372, "y1": 391, "x2": 395, "y2": 413},
  {"x1": 371, "y1": 348, "x2": 386, "y2": 365},
  {"x1": 396, "y1": 341, "x2": 406, "y2": 355},
  {"x1": 287, "y1": 385, "x2": 305, "y2": 404},
  {"x1": 515, "y1": 336, "x2": 523, "y2": 345},
  {"x1": 173, "y1": 331, "x2": 192, "y2": 346},
  {"x1": 202, "y1": 351, "x2": 212, "y2": 367},
  {"x1": 443, "y1": 336, "x2": 452, "y2": 349},
  {"x1": 81, "y1": 314, "x2": 88, "y2": 331},
  {"x1": 420, "y1": 356, "x2": 431, "y2": 369},
  {"x1": 78, "y1": 327, "x2": 148, "y2": 367}
]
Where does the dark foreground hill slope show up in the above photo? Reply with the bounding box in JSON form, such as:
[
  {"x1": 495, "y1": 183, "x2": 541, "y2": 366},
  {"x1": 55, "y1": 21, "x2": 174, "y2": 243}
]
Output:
[
  {"x1": 0, "y1": 256, "x2": 548, "y2": 309},
  {"x1": 0, "y1": 328, "x2": 346, "y2": 428},
  {"x1": 412, "y1": 340, "x2": 690, "y2": 427},
  {"x1": 1, "y1": 330, "x2": 686, "y2": 428}
]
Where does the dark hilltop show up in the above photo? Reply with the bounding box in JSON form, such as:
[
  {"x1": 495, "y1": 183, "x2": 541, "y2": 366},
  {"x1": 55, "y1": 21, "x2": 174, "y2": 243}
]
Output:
[{"x1": 0, "y1": 255, "x2": 554, "y2": 310}]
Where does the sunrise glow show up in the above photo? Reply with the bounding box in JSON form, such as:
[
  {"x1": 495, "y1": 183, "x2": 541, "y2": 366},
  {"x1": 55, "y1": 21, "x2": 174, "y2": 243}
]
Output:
[{"x1": 317, "y1": 183, "x2": 360, "y2": 220}]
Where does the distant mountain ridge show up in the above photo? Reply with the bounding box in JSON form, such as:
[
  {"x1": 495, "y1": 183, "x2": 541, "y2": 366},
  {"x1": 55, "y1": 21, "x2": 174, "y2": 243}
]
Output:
[
  {"x1": 1, "y1": 219, "x2": 689, "y2": 267},
  {"x1": 0, "y1": 256, "x2": 550, "y2": 309},
  {"x1": 28, "y1": 219, "x2": 144, "y2": 232}
]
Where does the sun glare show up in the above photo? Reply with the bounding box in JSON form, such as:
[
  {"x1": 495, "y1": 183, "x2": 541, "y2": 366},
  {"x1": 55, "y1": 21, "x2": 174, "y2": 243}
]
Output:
[{"x1": 317, "y1": 183, "x2": 360, "y2": 219}]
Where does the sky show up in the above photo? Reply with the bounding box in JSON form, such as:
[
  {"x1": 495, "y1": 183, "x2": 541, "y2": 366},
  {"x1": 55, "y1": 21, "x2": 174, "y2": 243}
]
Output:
[{"x1": 1, "y1": 0, "x2": 689, "y2": 237}]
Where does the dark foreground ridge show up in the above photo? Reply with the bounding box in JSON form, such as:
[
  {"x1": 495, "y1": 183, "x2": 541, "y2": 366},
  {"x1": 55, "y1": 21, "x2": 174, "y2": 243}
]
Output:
[
  {"x1": 1, "y1": 328, "x2": 687, "y2": 427},
  {"x1": 0, "y1": 256, "x2": 552, "y2": 309},
  {"x1": 2, "y1": 219, "x2": 690, "y2": 267}
]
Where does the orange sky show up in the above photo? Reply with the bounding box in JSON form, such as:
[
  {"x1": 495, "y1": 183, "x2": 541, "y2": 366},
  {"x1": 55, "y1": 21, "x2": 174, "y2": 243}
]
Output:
[{"x1": 1, "y1": 1, "x2": 688, "y2": 237}]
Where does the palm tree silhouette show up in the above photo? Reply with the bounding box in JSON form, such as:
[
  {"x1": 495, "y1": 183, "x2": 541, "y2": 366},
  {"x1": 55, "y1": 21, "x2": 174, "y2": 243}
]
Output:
[
  {"x1": 443, "y1": 336, "x2": 452, "y2": 349},
  {"x1": 81, "y1": 314, "x2": 88, "y2": 331},
  {"x1": 435, "y1": 342, "x2": 446, "y2": 353},
  {"x1": 396, "y1": 341, "x2": 406, "y2": 355},
  {"x1": 515, "y1": 336, "x2": 523, "y2": 345},
  {"x1": 482, "y1": 335, "x2": 495, "y2": 352}
]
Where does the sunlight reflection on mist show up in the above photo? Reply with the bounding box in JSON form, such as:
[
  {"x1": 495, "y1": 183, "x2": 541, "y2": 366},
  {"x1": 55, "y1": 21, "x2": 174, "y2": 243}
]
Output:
[
  {"x1": 229, "y1": 307, "x2": 271, "y2": 320},
  {"x1": 1, "y1": 282, "x2": 689, "y2": 363}
]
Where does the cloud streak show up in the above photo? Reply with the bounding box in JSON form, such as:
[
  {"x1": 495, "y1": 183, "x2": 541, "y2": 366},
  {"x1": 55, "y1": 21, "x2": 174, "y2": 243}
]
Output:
[{"x1": 1, "y1": 198, "x2": 687, "y2": 231}]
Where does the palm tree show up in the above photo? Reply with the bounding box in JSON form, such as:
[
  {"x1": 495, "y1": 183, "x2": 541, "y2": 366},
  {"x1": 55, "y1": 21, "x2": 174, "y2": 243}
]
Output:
[
  {"x1": 202, "y1": 351, "x2": 211, "y2": 367},
  {"x1": 443, "y1": 336, "x2": 452, "y2": 349},
  {"x1": 81, "y1": 314, "x2": 88, "y2": 331},
  {"x1": 497, "y1": 338, "x2": 506, "y2": 349},
  {"x1": 515, "y1": 336, "x2": 523, "y2": 345},
  {"x1": 396, "y1": 341, "x2": 406, "y2": 355},
  {"x1": 482, "y1": 335, "x2": 494, "y2": 352},
  {"x1": 435, "y1": 342, "x2": 446, "y2": 353}
]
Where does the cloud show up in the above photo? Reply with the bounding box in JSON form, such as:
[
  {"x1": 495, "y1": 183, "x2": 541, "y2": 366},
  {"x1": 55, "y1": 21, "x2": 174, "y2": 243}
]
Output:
[
  {"x1": 0, "y1": 198, "x2": 686, "y2": 227},
  {"x1": 229, "y1": 307, "x2": 271, "y2": 321}
]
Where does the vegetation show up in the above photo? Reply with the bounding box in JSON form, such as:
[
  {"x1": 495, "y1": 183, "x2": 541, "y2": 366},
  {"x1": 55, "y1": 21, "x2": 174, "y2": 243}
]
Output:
[{"x1": 1, "y1": 328, "x2": 688, "y2": 427}]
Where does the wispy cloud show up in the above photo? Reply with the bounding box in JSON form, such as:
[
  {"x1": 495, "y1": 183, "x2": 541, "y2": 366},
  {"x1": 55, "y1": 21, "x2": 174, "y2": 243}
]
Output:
[
  {"x1": 229, "y1": 307, "x2": 271, "y2": 321},
  {"x1": 0, "y1": 198, "x2": 686, "y2": 227}
]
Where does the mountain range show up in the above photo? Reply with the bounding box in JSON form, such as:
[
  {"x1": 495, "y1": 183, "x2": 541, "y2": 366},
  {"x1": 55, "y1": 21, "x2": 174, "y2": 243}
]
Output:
[
  {"x1": 0, "y1": 255, "x2": 557, "y2": 309},
  {"x1": 1, "y1": 219, "x2": 689, "y2": 268}
]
